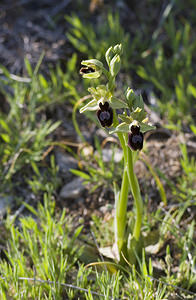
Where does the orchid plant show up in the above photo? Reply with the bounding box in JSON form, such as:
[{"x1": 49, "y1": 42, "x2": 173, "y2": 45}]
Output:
[{"x1": 79, "y1": 44, "x2": 155, "y2": 264}]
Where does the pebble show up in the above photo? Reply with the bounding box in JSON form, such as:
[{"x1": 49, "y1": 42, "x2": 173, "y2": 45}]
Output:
[
  {"x1": 59, "y1": 177, "x2": 85, "y2": 199},
  {"x1": 55, "y1": 151, "x2": 77, "y2": 177},
  {"x1": 0, "y1": 196, "x2": 13, "y2": 218},
  {"x1": 101, "y1": 148, "x2": 123, "y2": 163}
]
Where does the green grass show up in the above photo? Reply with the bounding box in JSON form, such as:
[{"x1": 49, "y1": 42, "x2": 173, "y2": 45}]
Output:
[
  {"x1": 0, "y1": 2, "x2": 196, "y2": 299},
  {"x1": 66, "y1": 5, "x2": 196, "y2": 126}
]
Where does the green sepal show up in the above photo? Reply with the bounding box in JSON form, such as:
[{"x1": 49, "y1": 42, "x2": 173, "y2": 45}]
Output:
[
  {"x1": 118, "y1": 107, "x2": 146, "y2": 124},
  {"x1": 110, "y1": 121, "x2": 155, "y2": 134},
  {"x1": 140, "y1": 123, "x2": 156, "y2": 133},
  {"x1": 130, "y1": 107, "x2": 147, "y2": 122},
  {"x1": 109, "y1": 122, "x2": 129, "y2": 134},
  {"x1": 88, "y1": 85, "x2": 111, "y2": 102},
  {"x1": 109, "y1": 97, "x2": 128, "y2": 109},
  {"x1": 119, "y1": 114, "x2": 133, "y2": 124},
  {"x1": 133, "y1": 94, "x2": 144, "y2": 110},
  {"x1": 80, "y1": 99, "x2": 99, "y2": 113}
]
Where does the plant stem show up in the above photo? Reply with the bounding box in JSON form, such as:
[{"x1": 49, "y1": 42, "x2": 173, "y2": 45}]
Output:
[
  {"x1": 115, "y1": 166, "x2": 129, "y2": 254},
  {"x1": 114, "y1": 131, "x2": 143, "y2": 262},
  {"x1": 114, "y1": 132, "x2": 129, "y2": 256},
  {"x1": 126, "y1": 146, "x2": 143, "y2": 241}
]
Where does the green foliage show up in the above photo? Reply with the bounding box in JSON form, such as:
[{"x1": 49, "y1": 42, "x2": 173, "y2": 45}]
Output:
[
  {"x1": 137, "y1": 17, "x2": 196, "y2": 124},
  {"x1": 66, "y1": 9, "x2": 196, "y2": 125},
  {"x1": 174, "y1": 144, "x2": 196, "y2": 200},
  {"x1": 0, "y1": 54, "x2": 80, "y2": 184},
  {"x1": 66, "y1": 12, "x2": 135, "y2": 71},
  {"x1": 0, "y1": 195, "x2": 81, "y2": 299}
]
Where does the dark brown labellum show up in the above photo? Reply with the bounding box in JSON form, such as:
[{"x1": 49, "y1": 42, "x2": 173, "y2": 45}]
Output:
[
  {"x1": 79, "y1": 66, "x2": 95, "y2": 74},
  {"x1": 128, "y1": 125, "x2": 143, "y2": 151},
  {"x1": 130, "y1": 125, "x2": 140, "y2": 135},
  {"x1": 97, "y1": 101, "x2": 113, "y2": 127}
]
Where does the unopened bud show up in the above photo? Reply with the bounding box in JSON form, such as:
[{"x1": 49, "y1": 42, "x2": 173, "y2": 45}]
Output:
[
  {"x1": 110, "y1": 54, "x2": 121, "y2": 77},
  {"x1": 105, "y1": 46, "x2": 114, "y2": 66},
  {"x1": 113, "y1": 44, "x2": 122, "y2": 56}
]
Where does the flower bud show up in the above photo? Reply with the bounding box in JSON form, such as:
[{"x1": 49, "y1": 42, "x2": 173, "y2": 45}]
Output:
[
  {"x1": 105, "y1": 46, "x2": 114, "y2": 66},
  {"x1": 97, "y1": 102, "x2": 113, "y2": 127},
  {"x1": 110, "y1": 54, "x2": 121, "y2": 77},
  {"x1": 113, "y1": 44, "x2": 123, "y2": 56},
  {"x1": 128, "y1": 125, "x2": 143, "y2": 151},
  {"x1": 126, "y1": 88, "x2": 135, "y2": 108}
]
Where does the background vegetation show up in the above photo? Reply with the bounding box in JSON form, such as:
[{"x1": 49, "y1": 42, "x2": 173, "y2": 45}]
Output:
[{"x1": 0, "y1": 0, "x2": 195, "y2": 299}]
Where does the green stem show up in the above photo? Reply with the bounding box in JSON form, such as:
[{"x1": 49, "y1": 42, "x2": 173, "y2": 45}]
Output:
[
  {"x1": 113, "y1": 113, "x2": 143, "y2": 261},
  {"x1": 114, "y1": 132, "x2": 129, "y2": 256},
  {"x1": 126, "y1": 146, "x2": 143, "y2": 241},
  {"x1": 115, "y1": 165, "x2": 129, "y2": 253},
  {"x1": 72, "y1": 98, "x2": 86, "y2": 143},
  {"x1": 114, "y1": 131, "x2": 143, "y2": 263}
]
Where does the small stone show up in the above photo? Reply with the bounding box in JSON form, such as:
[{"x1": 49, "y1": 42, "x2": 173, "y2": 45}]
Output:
[
  {"x1": 101, "y1": 148, "x2": 123, "y2": 163},
  {"x1": 0, "y1": 196, "x2": 13, "y2": 218},
  {"x1": 55, "y1": 151, "x2": 77, "y2": 176},
  {"x1": 59, "y1": 177, "x2": 85, "y2": 199}
]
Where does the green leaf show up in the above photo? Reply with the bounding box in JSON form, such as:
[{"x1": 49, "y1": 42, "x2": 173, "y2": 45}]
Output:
[
  {"x1": 24, "y1": 57, "x2": 33, "y2": 77},
  {"x1": 46, "y1": 121, "x2": 61, "y2": 135},
  {"x1": 22, "y1": 202, "x2": 38, "y2": 216},
  {"x1": 70, "y1": 169, "x2": 90, "y2": 180},
  {"x1": 0, "y1": 133, "x2": 10, "y2": 143},
  {"x1": 190, "y1": 124, "x2": 196, "y2": 135},
  {"x1": 0, "y1": 65, "x2": 11, "y2": 78},
  {"x1": 136, "y1": 66, "x2": 149, "y2": 80},
  {"x1": 187, "y1": 83, "x2": 196, "y2": 98},
  {"x1": 39, "y1": 74, "x2": 48, "y2": 88},
  {"x1": 67, "y1": 53, "x2": 77, "y2": 73},
  {"x1": 0, "y1": 119, "x2": 11, "y2": 133}
]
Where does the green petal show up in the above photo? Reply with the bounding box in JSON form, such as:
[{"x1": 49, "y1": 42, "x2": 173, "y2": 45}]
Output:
[
  {"x1": 81, "y1": 59, "x2": 103, "y2": 69},
  {"x1": 82, "y1": 70, "x2": 102, "y2": 79}
]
